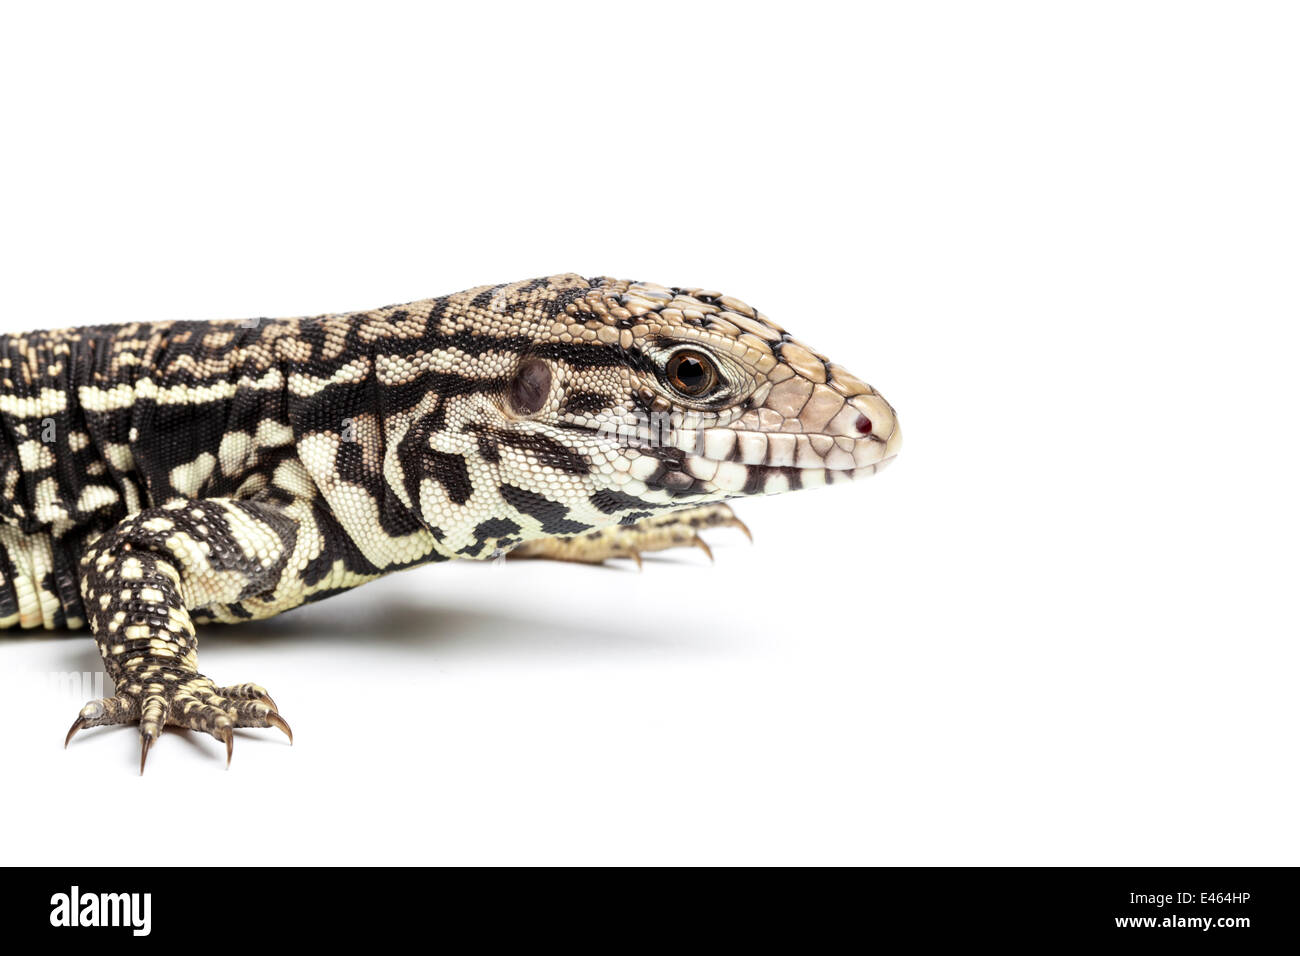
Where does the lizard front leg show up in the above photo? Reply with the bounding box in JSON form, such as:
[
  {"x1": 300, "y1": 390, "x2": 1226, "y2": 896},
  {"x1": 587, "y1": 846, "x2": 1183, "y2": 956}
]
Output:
[
  {"x1": 508, "y1": 503, "x2": 752, "y2": 568},
  {"x1": 65, "y1": 497, "x2": 299, "y2": 773}
]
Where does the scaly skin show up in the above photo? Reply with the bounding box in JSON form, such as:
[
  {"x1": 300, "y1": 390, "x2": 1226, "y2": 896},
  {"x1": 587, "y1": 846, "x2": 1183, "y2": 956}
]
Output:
[{"x1": 0, "y1": 274, "x2": 901, "y2": 772}]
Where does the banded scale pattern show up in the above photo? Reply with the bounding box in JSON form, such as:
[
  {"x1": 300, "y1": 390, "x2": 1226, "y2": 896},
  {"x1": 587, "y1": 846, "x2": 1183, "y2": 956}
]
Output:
[{"x1": 0, "y1": 274, "x2": 900, "y2": 771}]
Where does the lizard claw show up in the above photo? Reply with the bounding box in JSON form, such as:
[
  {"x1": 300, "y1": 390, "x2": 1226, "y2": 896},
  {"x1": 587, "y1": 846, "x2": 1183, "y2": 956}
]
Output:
[
  {"x1": 266, "y1": 712, "x2": 293, "y2": 744},
  {"x1": 64, "y1": 716, "x2": 87, "y2": 749},
  {"x1": 726, "y1": 515, "x2": 753, "y2": 542},
  {"x1": 140, "y1": 735, "x2": 154, "y2": 776}
]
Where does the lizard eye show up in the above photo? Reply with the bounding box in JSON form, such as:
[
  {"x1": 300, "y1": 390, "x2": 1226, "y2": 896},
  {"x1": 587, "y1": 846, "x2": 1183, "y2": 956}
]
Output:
[{"x1": 665, "y1": 350, "x2": 719, "y2": 398}]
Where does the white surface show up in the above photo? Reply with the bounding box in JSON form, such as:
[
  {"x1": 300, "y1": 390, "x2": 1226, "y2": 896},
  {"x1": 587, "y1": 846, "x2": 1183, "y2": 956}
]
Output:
[{"x1": 0, "y1": 2, "x2": 1296, "y2": 865}]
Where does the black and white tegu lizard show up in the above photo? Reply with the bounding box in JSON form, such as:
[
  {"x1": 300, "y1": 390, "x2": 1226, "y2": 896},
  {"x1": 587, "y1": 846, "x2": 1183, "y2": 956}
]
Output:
[{"x1": 0, "y1": 274, "x2": 901, "y2": 772}]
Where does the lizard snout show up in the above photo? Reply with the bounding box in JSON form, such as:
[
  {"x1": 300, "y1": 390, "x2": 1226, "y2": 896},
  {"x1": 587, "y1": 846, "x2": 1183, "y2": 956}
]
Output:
[
  {"x1": 840, "y1": 393, "x2": 902, "y2": 469},
  {"x1": 775, "y1": 385, "x2": 901, "y2": 472}
]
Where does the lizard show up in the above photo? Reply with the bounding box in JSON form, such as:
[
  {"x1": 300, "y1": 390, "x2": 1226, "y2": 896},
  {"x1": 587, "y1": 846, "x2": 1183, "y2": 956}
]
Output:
[{"x1": 0, "y1": 274, "x2": 901, "y2": 772}]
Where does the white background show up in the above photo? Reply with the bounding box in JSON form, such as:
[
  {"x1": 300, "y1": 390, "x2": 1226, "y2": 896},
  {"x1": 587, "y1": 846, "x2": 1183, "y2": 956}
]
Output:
[{"x1": 0, "y1": 2, "x2": 1295, "y2": 865}]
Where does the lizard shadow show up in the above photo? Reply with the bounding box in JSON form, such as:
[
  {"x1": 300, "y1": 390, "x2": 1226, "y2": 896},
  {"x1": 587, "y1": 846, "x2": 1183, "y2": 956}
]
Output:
[
  {"x1": 10, "y1": 555, "x2": 729, "y2": 676},
  {"x1": 32, "y1": 600, "x2": 681, "y2": 673},
  {"x1": 204, "y1": 557, "x2": 724, "y2": 661}
]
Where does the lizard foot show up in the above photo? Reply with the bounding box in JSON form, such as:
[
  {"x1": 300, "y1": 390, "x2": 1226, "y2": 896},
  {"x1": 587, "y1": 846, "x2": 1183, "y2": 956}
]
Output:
[
  {"x1": 64, "y1": 668, "x2": 292, "y2": 774},
  {"x1": 508, "y1": 503, "x2": 752, "y2": 568}
]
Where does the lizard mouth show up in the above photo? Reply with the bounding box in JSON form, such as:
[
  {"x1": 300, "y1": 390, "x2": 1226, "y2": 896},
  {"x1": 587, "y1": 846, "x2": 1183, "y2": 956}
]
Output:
[
  {"x1": 698, "y1": 450, "x2": 897, "y2": 496},
  {"x1": 632, "y1": 427, "x2": 900, "y2": 498},
  {"x1": 694, "y1": 426, "x2": 899, "y2": 471}
]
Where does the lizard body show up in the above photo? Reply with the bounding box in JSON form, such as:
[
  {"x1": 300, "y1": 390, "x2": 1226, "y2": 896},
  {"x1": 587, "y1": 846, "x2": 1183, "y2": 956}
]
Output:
[{"x1": 0, "y1": 274, "x2": 900, "y2": 771}]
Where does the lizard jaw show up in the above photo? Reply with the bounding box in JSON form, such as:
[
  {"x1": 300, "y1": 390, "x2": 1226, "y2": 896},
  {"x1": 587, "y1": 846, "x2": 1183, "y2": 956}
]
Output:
[
  {"x1": 673, "y1": 406, "x2": 902, "y2": 494},
  {"x1": 620, "y1": 427, "x2": 900, "y2": 500}
]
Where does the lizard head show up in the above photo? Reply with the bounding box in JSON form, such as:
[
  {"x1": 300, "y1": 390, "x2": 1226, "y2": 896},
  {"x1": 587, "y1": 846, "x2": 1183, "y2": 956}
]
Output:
[
  {"x1": 542, "y1": 277, "x2": 901, "y2": 505},
  {"x1": 391, "y1": 274, "x2": 900, "y2": 556}
]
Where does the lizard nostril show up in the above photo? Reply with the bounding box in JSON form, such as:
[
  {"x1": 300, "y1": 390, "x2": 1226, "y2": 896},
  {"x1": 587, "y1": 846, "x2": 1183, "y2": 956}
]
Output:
[{"x1": 854, "y1": 414, "x2": 873, "y2": 436}]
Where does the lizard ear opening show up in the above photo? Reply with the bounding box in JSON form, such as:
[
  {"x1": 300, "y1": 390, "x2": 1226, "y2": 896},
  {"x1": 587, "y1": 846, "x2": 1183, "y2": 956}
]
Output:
[{"x1": 508, "y1": 358, "x2": 552, "y2": 416}]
